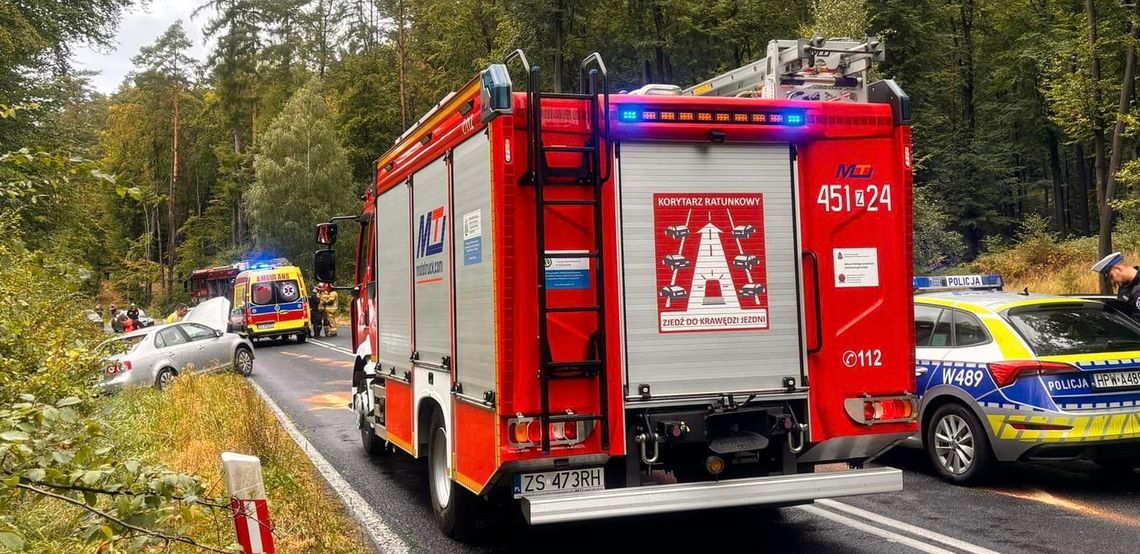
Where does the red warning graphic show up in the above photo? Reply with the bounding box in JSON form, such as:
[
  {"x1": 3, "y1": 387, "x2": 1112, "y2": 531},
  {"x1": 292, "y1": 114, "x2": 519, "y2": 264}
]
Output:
[{"x1": 653, "y1": 193, "x2": 769, "y2": 333}]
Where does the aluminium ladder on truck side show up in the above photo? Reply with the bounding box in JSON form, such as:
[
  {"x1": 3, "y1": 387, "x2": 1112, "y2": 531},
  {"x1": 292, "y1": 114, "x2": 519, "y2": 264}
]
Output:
[{"x1": 683, "y1": 37, "x2": 885, "y2": 102}]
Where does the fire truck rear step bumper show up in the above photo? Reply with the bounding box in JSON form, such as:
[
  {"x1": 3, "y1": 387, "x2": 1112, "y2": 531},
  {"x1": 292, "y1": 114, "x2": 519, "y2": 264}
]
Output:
[{"x1": 521, "y1": 466, "x2": 902, "y2": 525}]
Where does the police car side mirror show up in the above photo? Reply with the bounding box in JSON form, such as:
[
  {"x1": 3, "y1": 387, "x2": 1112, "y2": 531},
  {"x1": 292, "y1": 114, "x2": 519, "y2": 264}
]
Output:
[
  {"x1": 316, "y1": 223, "x2": 338, "y2": 246},
  {"x1": 314, "y1": 249, "x2": 336, "y2": 284}
]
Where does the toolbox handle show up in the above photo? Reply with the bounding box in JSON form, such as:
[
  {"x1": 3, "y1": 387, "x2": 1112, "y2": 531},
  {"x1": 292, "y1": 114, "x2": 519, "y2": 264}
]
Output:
[{"x1": 803, "y1": 251, "x2": 823, "y2": 354}]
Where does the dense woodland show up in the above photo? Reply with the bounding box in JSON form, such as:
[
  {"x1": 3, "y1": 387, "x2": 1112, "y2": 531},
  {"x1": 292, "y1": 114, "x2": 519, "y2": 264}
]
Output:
[{"x1": 6, "y1": 0, "x2": 1140, "y2": 305}]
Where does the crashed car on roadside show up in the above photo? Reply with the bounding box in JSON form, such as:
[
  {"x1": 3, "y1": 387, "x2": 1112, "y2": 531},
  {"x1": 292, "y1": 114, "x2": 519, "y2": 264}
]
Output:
[{"x1": 98, "y1": 297, "x2": 254, "y2": 391}]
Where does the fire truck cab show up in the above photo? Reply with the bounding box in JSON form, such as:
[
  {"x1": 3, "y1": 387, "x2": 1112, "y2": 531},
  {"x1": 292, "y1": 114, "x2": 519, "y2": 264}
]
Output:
[{"x1": 315, "y1": 38, "x2": 918, "y2": 538}]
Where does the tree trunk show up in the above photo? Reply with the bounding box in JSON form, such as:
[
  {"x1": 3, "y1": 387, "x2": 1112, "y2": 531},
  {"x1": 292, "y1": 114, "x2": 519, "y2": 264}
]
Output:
[
  {"x1": 553, "y1": 0, "x2": 564, "y2": 92},
  {"x1": 958, "y1": 0, "x2": 977, "y2": 133},
  {"x1": 1102, "y1": 0, "x2": 1140, "y2": 285},
  {"x1": 1075, "y1": 143, "x2": 1092, "y2": 235},
  {"x1": 168, "y1": 82, "x2": 180, "y2": 295},
  {"x1": 395, "y1": 0, "x2": 409, "y2": 128},
  {"x1": 1046, "y1": 128, "x2": 1066, "y2": 236},
  {"x1": 1086, "y1": 0, "x2": 1112, "y2": 292}
]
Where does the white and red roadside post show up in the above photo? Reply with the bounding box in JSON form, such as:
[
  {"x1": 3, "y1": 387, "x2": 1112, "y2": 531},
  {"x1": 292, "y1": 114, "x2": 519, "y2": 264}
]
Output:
[{"x1": 222, "y1": 452, "x2": 276, "y2": 554}]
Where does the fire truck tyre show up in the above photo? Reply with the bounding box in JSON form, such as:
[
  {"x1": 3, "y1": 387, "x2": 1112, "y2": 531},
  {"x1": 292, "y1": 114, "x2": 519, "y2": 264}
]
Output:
[
  {"x1": 359, "y1": 413, "x2": 386, "y2": 456},
  {"x1": 428, "y1": 410, "x2": 480, "y2": 540},
  {"x1": 233, "y1": 347, "x2": 254, "y2": 377},
  {"x1": 925, "y1": 403, "x2": 994, "y2": 485}
]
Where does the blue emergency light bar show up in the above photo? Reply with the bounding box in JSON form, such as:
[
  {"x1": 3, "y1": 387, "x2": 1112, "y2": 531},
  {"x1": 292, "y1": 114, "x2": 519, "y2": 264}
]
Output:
[
  {"x1": 617, "y1": 107, "x2": 806, "y2": 126},
  {"x1": 913, "y1": 274, "x2": 1003, "y2": 291}
]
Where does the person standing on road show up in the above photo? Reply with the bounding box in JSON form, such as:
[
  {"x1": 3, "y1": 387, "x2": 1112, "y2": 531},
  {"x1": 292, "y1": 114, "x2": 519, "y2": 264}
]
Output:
[
  {"x1": 1092, "y1": 251, "x2": 1140, "y2": 318},
  {"x1": 308, "y1": 286, "x2": 323, "y2": 337},
  {"x1": 126, "y1": 303, "x2": 140, "y2": 326},
  {"x1": 318, "y1": 283, "x2": 339, "y2": 337}
]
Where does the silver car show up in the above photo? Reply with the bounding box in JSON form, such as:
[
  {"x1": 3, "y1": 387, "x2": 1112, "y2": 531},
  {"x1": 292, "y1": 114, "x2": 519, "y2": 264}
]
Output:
[{"x1": 99, "y1": 297, "x2": 255, "y2": 391}]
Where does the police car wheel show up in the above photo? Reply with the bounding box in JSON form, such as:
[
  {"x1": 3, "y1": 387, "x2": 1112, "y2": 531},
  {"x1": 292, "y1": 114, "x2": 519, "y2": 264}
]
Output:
[
  {"x1": 926, "y1": 403, "x2": 994, "y2": 484},
  {"x1": 428, "y1": 410, "x2": 480, "y2": 540}
]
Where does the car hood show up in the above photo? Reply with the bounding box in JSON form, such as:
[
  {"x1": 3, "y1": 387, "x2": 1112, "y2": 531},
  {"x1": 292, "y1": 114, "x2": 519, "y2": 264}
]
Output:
[{"x1": 185, "y1": 296, "x2": 231, "y2": 333}]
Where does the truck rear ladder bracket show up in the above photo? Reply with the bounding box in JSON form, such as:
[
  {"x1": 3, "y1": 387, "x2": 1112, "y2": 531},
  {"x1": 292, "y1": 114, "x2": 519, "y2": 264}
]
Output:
[{"x1": 507, "y1": 50, "x2": 613, "y2": 454}]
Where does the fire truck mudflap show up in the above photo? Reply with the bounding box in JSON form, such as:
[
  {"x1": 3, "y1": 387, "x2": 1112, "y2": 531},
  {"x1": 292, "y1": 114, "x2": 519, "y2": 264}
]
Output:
[{"x1": 522, "y1": 466, "x2": 901, "y2": 524}]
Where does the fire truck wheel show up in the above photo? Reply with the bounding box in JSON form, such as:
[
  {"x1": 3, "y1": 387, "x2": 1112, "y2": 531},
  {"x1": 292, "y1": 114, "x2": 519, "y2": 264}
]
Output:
[
  {"x1": 925, "y1": 403, "x2": 994, "y2": 485},
  {"x1": 359, "y1": 412, "x2": 386, "y2": 456},
  {"x1": 428, "y1": 410, "x2": 479, "y2": 540}
]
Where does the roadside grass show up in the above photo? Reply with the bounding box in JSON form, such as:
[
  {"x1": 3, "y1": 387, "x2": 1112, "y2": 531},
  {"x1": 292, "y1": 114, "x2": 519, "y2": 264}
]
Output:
[
  {"x1": 104, "y1": 372, "x2": 371, "y2": 553},
  {"x1": 6, "y1": 373, "x2": 370, "y2": 553}
]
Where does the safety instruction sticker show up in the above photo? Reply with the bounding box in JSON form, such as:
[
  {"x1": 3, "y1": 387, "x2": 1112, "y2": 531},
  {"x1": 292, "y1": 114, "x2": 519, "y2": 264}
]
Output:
[
  {"x1": 833, "y1": 247, "x2": 879, "y2": 288},
  {"x1": 653, "y1": 193, "x2": 769, "y2": 333},
  {"x1": 545, "y1": 251, "x2": 590, "y2": 290},
  {"x1": 462, "y1": 209, "x2": 482, "y2": 266}
]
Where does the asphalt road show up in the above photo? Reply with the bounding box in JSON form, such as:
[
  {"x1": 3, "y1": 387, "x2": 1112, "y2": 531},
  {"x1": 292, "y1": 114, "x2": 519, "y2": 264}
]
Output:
[{"x1": 250, "y1": 334, "x2": 1140, "y2": 553}]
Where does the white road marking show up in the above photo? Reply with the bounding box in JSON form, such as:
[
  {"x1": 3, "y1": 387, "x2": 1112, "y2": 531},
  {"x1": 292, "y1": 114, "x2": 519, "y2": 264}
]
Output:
[
  {"x1": 250, "y1": 380, "x2": 409, "y2": 553},
  {"x1": 797, "y1": 504, "x2": 956, "y2": 554},
  {"x1": 309, "y1": 338, "x2": 355, "y2": 357},
  {"x1": 816, "y1": 499, "x2": 1002, "y2": 554}
]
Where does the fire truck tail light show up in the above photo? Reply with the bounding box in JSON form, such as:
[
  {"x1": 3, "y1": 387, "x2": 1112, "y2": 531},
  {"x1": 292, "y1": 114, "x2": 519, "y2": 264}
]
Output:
[
  {"x1": 506, "y1": 417, "x2": 594, "y2": 449},
  {"x1": 844, "y1": 395, "x2": 917, "y2": 425},
  {"x1": 988, "y1": 361, "x2": 1075, "y2": 388}
]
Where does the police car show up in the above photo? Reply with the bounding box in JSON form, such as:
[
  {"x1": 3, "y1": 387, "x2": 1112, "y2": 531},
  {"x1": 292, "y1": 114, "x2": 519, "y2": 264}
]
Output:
[{"x1": 909, "y1": 275, "x2": 1140, "y2": 484}]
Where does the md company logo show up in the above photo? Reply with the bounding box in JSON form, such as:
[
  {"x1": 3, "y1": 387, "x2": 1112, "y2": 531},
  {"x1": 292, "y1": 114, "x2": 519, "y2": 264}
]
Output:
[
  {"x1": 836, "y1": 164, "x2": 874, "y2": 179},
  {"x1": 415, "y1": 206, "x2": 447, "y2": 283}
]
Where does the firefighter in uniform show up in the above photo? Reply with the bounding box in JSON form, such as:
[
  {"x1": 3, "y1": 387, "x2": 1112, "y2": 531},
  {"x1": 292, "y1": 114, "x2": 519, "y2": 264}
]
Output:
[
  {"x1": 318, "y1": 283, "x2": 339, "y2": 337},
  {"x1": 1092, "y1": 251, "x2": 1140, "y2": 319}
]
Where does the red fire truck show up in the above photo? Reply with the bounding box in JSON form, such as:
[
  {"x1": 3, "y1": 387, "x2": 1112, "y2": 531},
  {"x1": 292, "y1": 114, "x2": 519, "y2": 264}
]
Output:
[
  {"x1": 187, "y1": 258, "x2": 290, "y2": 305},
  {"x1": 314, "y1": 38, "x2": 918, "y2": 537}
]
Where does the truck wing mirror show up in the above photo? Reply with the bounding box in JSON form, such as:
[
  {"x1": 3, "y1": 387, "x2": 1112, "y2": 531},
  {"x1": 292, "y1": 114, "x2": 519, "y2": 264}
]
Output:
[
  {"x1": 316, "y1": 223, "x2": 338, "y2": 246},
  {"x1": 314, "y1": 249, "x2": 336, "y2": 284}
]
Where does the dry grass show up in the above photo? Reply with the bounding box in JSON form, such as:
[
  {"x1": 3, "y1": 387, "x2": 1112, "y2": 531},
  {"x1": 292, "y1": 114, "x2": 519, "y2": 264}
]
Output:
[
  {"x1": 106, "y1": 373, "x2": 371, "y2": 553},
  {"x1": 971, "y1": 233, "x2": 1135, "y2": 295}
]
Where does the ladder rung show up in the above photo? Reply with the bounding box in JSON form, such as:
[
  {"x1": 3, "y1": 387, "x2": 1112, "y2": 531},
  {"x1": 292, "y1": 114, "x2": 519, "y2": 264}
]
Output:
[
  {"x1": 544, "y1": 251, "x2": 598, "y2": 259},
  {"x1": 542, "y1": 145, "x2": 595, "y2": 153},
  {"x1": 542, "y1": 199, "x2": 597, "y2": 206},
  {"x1": 546, "y1": 305, "x2": 600, "y2": 313},
  {"x1": 539, "y1": 92, "x2": 593, "y2": 100},
  {"x1": 543, "y1": 360, "x2": 602, "y2": 370}
]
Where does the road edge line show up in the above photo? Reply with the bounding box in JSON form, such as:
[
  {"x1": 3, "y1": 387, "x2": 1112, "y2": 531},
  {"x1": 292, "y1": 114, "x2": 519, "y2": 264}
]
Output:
[
  {"x1": 797, "y1": 504, "x2": 955, "y2": 554},
  {"x1": 816, "y1": 499, "x2": 1001, "y2": 554},
  {"x1": 250, "y1": 379, "x2": 410, "y2": 554}
]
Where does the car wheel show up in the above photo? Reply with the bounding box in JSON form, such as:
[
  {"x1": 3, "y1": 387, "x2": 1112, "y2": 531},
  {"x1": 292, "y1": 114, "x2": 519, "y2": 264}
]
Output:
[
  {"x1": 428, "y1": 410, "x2": 480, "y2": 540},
  {"x1": 296, "y1": 332, "x2": 307, "y2": 343},
  {"x1": 155, "y1": 368, "x2": 176, "y2": 391},
  {"x1": 233, "y1": 347, "x2": 254, "y2": 377},
  {"x1": 360, "y1": 412, "x2": 386, "y2": 456},
  {"x1": 925, "y1": 403, "x2": 994, "y2": 485}
]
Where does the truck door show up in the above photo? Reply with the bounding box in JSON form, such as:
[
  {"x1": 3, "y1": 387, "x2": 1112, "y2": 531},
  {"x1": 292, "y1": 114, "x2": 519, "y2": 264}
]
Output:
[{"x1": 616, "y1": 142, "x2": 805, "y2": 400}]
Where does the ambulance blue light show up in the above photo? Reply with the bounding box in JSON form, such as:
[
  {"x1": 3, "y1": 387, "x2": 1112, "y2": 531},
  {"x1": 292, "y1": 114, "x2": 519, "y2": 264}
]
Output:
[
  {"x1": 785, "y1": 112, "x2": 804, "y2": 125},
  {"x1": 620, "y1": 109, "x2": 639, "y2": 121},
  {"x1": 914, "y1": 274, "x2": 1003, "y2": 291}
]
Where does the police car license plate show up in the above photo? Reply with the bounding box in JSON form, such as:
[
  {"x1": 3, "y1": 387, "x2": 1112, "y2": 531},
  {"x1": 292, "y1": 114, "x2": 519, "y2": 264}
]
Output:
[
  {"x1": 1091, "y1": 370, "x2": 1140, "y2": 390},
  {"x1": 512, "y1": 467, "x2": 603, "y2": 498}
]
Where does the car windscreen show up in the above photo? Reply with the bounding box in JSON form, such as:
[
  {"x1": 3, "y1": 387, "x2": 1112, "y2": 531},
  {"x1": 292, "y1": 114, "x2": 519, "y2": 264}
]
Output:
[{"x1": 1005, "y1": 303, "x2": 1140, "y2": 356}]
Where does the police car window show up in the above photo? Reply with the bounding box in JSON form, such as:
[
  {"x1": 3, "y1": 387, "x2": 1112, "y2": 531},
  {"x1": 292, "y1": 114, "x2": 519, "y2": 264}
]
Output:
[
  {"x1": 157, "y1": 327, "x2": 188, "y2": 348},
  {"x1": 915, "y1": 305, "x2": 943, "y2": 347},
  {"x1": 275, "y1": 280, "x2": 300, "y2": 303},
  {"x1": 953, "y1": 310, "x2": 989, "y2": 347},
  {"x1": 251, "y1": 283, "x2": 274, "y2": 305},
  {"x1": 1006, "y1": 303, "x2": 1140, "y2": 356},
  {"x1": 930, "y1": 309, "x2": 953, "y2": 347}
]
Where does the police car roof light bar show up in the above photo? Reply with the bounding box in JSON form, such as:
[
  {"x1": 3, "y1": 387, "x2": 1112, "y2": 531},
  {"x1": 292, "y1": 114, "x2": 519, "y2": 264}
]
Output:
[{"x1": 913, "y1": 274, "x2": 1003, "y2": 292}]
